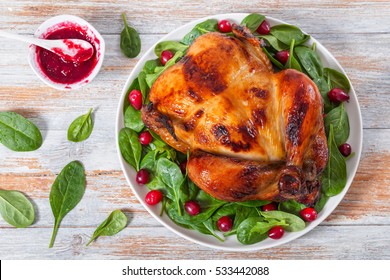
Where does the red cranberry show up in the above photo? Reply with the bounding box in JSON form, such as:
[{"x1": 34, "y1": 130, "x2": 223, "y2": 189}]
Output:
[
  {"x1": 217, "y1": 216, "x2": 233, "y2": 232},
  {"x1": 262, "y1": 202, "x2": 278, "y2": 211},
  {"x1": 328, "y1": 88, "x2": 350, "y2": 103},
  {"x1": 145, "y1": 190, "x2": 163, "y2": 205},
  {"x1": 139, "y1": 131, "x2": 152, "y2": 145},
  {"x1": 218, "y1": 20, "x2": 232, "y2": 33},
  {"x1": 160, "y1": 50, "x2": 174, "y2": 66},
  {"x1": 136, "y1": 169, "x2": 149, "y2": 185},
  {"x1": 128, "y1": 89, "x2": 142, "y2": 110},
  {"x1": 184, "y1": 201, "x2": 201, "y2": 216},
  {"x1": 256, "y1": 20, "x2": 271, "y2": 35},
  {"x1": 339, "y1": 143, "x2": 352, "y2": 157},
  {"x1": 179, "y1": 160, "x2": 187, "y2": 174},
  {"x1": 300, "y1": 207, "x2": 318, "y2": 222},
  {"x1": 268, "y1": 226, "x2": 284, "y2": 239},
  {"x1": 275, "y1": 50, "x2": 290, "y2": 65}
]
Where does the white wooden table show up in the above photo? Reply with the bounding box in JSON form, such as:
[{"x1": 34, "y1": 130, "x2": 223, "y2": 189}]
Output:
[{"x1": 0, "y1": 0, "x2": 389, "y2": 259}]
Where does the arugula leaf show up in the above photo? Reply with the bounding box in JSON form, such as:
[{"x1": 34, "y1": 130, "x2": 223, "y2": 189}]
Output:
[
  {"x1": 49, "y1": 161, "x2": 85, "y2": 248},
  {"x1": 0, "y1": 112, "x2": 42, "y2": 152},
  {"x1": 86, "y1": 210, "x2": 128, "y2": 246},
  {"x1": 0, "y1": 190, "x2": 35, "y2": 228},
  {"x1": 67, "y1": 108, "x2": 94, "y2": 142}
]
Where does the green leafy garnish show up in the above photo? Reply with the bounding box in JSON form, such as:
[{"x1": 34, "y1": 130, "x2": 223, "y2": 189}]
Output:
[
  {"x1": 86, "y1": 210, "x2": 128, "y2": 246},
  {"x1": 0, "y1": 190, "x2": 35, "y2": 228},
  {"x1": 67, "y1": 108, "x2": 94, "y2": 142},
  {"x1": 120, "y1": 12, "x2": 141, "y2": 58},
  {"x1": 0, "y1": 112, "x2": 42, "y2": 151},
  {"x1": 49, "y1": 161, "x2": 85, "y2": 248}
]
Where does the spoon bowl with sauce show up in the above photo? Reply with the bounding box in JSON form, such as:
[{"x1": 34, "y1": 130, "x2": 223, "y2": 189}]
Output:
[
  {"x1": 28, "y1": 15, "x2": 105, "y2": 90},
  {"x1": 0, "y1": 30, "x2": 94, "y2": 62}
]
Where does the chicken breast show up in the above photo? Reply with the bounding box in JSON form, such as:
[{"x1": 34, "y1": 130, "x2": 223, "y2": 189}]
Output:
[{"x1": 142, "y1": 24, "x2": 328, "y2": 205}]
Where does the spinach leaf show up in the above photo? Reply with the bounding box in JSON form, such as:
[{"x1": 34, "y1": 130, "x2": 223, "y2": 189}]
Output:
[
  {"x1": 260, "y1": 35, "x2": 289, "y2": 51},
  {"x1": 314, "y1": 193, "x2": 329, "y2": 213},
  {"x1": 143, "y1": 59, "x2": 160, "y2": 74},
  {"x1": 49, "y1": 161, "x2": 85, "y2": 248},
  {"x1": 278, "y1": 200, "x2": 306, "y2": 216},
  {"x1": 286, "y1": 39, "x2": 302, "y2": 71},
  {"x1": 294, "y1": 46, "x2": 324, "y2": 79},
  {"x1": 241, "y1": 13, "x2": 265, "y2": 33},
  {"x1": 156, "y1": 158, "x2": 184, "y2": 214},
  {"x1": 138, "y1": 71, "x2": 148, "y2": 101},
  {"x1": 118, "y1": 128, "x2": 142, "y2": 171},
  {"x1": 235, "y1": 200, "x2": 270, "y2": 207},
  {"x1": 324, "y1": 103, "x2": 350, "y2": 146},
  {"x1": 189, "y1": 220, "x2": 224, "y2": 241},
  {"x1": 211, "y1": 203, "x2": 238, "y2": 222},
  {"x1": 123, "y1": 78, "x2": 140, "y2": 113},
  {"x1": 179, "y1": 178, "x2": 199, "y2": 204},
  {"x1": 270, "y1": 24, "x2": 310, "y2": 46},
  {"x1": 120, "y1": 12, "x2": 141, "y2": 58},
  {"x1": 67, "y1": 108, "x2": 94, "y2": 142},
  {"x1": 260, "y1": 210, "x2": 305, "y2": 232},
  {"x1": 86, "y1": 210, "x2": 128, "y2": 246},
  {"x1": 262, "y1": 47, "x2": 285, "y2": 69},
  {"x1": 181, "y1": 19, "x2": 218, "y2": 45},
  {"x1": 0, "y1": 112, "x2": 42, "y2": 152},
  {"x1": 140, "y1": 149, "x2": 157, "y2": 171},
  {"x1": 313, "y1": 76, "x2": 335, "y2": 113},
  {"x1": 324, "y1": 68, "x2": 351, "y2": 92},
  {"x1": 154, "y1": 41, "x2": 188, "y2": 57},
  {"x1": 0, "y1": 190, "x2": 35, "y2": 228},
  {"x1": 124, "y1": 105, "x2": 144, "y2": 132},
  {"x1": 322, "y1": 125, "x2": 347, "y2": 196},
  {"x1": 236, "y1": 217, "x2": 269, "y2": 245},
  {"x1": 145, "y1": 51, "x2": 184, "y2": 88}
]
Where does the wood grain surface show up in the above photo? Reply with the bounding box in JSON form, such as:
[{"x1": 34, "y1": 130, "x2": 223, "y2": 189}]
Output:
[{"x1": 0, "y1": 0, "x2": 389, "y2": 260}]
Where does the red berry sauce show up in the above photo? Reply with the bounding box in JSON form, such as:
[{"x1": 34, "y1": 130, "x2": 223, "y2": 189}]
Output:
[{"x1": 36, "y1": 24, "x2": 99, "y2": 85}]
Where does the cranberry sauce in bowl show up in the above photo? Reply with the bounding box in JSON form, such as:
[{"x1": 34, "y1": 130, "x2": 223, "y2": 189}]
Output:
[{"x1": 28, "y1": 15, "x2": 105, "y2": 90}]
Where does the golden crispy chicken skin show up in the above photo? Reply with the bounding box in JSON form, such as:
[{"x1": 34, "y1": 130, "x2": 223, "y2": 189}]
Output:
[{"x1": 142, "y1": 24, "x2": 328, "y2": 205}]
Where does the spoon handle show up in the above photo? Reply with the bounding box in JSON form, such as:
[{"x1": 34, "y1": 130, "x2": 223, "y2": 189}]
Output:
[{"x1": 0, "y1": 30, "x2": 51, "y2": 49}]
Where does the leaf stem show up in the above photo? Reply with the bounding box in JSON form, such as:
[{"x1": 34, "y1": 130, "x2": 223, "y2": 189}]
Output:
[
  {"x1": 85, "y1": 236, "x2": 95, "y2": 246},
  {"x1": 49, "y1": 219, "x2": 60, "y2": 248},
  {"x1": 121, "y1": 12, "x2": 127, "y2": 26}
]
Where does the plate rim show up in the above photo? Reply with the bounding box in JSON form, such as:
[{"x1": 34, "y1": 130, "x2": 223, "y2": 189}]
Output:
[{"x1": 115, "y1": 13, "x2": 363, "y2": 252}]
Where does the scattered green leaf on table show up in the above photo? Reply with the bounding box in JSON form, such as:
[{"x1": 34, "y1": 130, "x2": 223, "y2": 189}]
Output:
[
  {"x1": 120, "y1": 12, "x2": 141, "y2": 58},
  {"x1": 49, "y1": 161, "x2": 85, "y2": 248},
  {"x1": 0, "y1": 190, "x2": 35, "y2": 228},
  {"x1": 67, "y1": 108, "x2": 94, "y2": 142},
  {"x1": 86, "y1": 210, "x2": 128, "y2": 246},
  {"x1": 0, "y1": 112, "x2": 42, "y2": 152}
]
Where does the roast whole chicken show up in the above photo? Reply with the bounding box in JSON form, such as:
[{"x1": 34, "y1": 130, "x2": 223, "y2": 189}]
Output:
[{"x1": 142, "y1": 24, "x2": 328, "y2": 205}]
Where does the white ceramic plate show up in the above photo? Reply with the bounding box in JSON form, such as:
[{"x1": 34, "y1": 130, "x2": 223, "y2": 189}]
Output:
[{"x1": 115, "y1": 13, "x2": 363, "y2": 251}]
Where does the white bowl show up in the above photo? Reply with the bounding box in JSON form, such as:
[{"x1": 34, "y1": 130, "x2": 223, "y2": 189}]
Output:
[
  {"x1": 28, "y1": 15, "x2": 105, "y2": 90},
  {"x1": 116, "y1": 13, "x2": 363, "y2": 251}
]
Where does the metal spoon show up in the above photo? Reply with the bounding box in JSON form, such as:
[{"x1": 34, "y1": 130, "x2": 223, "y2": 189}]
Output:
[{"x1": 0, "y1": 30, "x2": 94, "y2": 62}]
